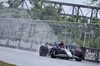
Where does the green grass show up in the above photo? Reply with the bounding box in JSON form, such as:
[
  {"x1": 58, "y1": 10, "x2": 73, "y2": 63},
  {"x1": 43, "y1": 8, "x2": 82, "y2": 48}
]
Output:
[{"x1": 0, "y1": 61, "x2": 16, "y2": 66}]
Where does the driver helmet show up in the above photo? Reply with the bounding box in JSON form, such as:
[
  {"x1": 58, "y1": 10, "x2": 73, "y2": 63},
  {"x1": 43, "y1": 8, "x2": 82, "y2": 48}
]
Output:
[{"x1": 60, "y1": 45, "x2": 64, "y2": 48}]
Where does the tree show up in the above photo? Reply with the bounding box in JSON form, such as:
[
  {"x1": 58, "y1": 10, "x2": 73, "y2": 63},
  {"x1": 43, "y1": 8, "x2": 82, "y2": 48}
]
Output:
[
  {"x1": 28, "y1": 0, "x2": 43, "y2": 19},
  {"x1": 7, "y1": 0, "x2": 25, "y2": 8},
  {"x1": 29, "y1": 0, "x2": 42, "y2": 9},
  {"x1": 65, "y1": 12, "x2": 87, "y2": 23},
  {"x1": 65, "y1": 17, "x2": 75, "y2": 22},
  {"x1": 29, "y1": 0, "x2": 63, "y2": 21},
  {"x1": 80, "y1": 18, "x2": 87, "y2": 23},
  {"x1": 91, "y1": 17, "x2": 100, "y2": 23},
  {"x1": 41, "y1": 4, "x2": 62, "y2": 21}
]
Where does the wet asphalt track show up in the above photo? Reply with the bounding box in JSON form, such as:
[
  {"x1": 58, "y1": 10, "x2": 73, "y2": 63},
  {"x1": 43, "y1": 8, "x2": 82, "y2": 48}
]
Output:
[{"x1": 0, "y1": 46, "x2": 100, "y2": 66}]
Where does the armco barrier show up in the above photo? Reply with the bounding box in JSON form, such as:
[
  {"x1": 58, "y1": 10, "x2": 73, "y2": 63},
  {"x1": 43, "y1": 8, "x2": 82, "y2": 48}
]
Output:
[
  {"x1": 67, "y1": 45, "x2": 100, "y2": 62},
  {"x1": 85, "y1": 48, "x2": 100, "y2": 62},
  {"x1": 0, "y1": 36, "x2": 39, "y2": 51}
]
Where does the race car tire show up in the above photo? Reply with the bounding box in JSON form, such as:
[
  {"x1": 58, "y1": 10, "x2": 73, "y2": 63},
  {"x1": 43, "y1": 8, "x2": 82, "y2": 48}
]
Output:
[
  {"x1": 39, "y1": 45, "x2": 48, "y2": 56},
  {"x1": 75, "y1": 50, "x2": 82, "y2": 61},
  {"x1": 51, "y1": 48, "x2": 57, "y2": 58}
]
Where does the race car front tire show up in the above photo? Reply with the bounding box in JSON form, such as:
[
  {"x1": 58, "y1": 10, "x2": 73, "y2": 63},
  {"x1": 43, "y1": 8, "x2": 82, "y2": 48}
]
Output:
[
  {"x1": 75, "y1": 50, "x2": 82, "y2": 61},
  {"x1": 51, "y1": 48, "x2": 57, "y2": 58}
]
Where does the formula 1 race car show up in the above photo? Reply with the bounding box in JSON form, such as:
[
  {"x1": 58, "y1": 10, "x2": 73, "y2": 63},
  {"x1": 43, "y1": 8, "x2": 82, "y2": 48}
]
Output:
[{"x1": 39, "y1": 42, "x2": 83, "y2": 61}]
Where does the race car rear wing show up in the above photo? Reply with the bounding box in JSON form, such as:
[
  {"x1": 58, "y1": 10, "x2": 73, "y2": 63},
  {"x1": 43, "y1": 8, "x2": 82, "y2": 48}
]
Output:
[{"x1": 48, "y1": 43, "x2": 58, "y2": 46}]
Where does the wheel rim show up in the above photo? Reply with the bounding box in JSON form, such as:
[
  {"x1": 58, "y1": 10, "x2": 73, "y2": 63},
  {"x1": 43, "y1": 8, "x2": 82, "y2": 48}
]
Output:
[{"x1": 53, "y1": 50, "x2": 55, "y2": 56}]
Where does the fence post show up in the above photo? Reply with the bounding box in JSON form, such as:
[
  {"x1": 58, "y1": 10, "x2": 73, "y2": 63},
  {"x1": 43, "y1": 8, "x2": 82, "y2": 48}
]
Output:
[
  {"x1": 65, "y1": 26, "x2": 68, "y2": 44},
  {"x1": 98, "y1": 30, "x2": 100, "y2": 48},
  {"x1": 79, "y1": 27, "x2": 82, "y2": 46},
  {"x1": 69, "y1": 28, "x2": 72, "y2": 45}
]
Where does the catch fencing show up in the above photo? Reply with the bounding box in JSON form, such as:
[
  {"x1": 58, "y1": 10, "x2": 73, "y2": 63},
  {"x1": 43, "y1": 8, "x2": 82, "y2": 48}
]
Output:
[{"x1": 0, "y1": 18, "x2": 100, "y2": 51}]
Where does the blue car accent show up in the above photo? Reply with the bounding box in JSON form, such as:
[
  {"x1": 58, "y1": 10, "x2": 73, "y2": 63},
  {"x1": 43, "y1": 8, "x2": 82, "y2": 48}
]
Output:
[
  {"x1": 55, "y1": 54, "x2": 67, "y2": 57},
  {"x1": 48, "y1": 43, "x2": 58, "y2": 46},
  {"x1": 61, "y1": 48, "x2": 72, "y2": 57}
]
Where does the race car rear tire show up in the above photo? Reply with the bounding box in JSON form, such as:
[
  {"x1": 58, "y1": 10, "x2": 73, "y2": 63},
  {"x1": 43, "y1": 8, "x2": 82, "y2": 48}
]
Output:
[
  {"x1": 39, "y1": 45, "x2": 48, "y2": 56},
  {"x1": 51, "y1": 48, "x2": 57, "y2": 58},
  {"x1": 75, "y1": 58, "x2": 81, "y2": 61}
]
